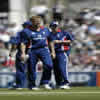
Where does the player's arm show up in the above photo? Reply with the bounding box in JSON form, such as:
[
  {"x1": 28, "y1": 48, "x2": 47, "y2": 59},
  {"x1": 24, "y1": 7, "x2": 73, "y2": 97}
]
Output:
[
  {"x1": 19, "y1": 30, "x2": 30, "y2": 62},
  {"x1": 49, "y1": 41, "x2": 56, "y2": 59},
  {"x1": 61, "y1": 31, "x2": 74, "y2": 45},
  {"x1": 20, "y1": 43, "x2": 26, "y2": 54},
  {"x1": 20, "y1": 43, "x2": 27, "y2": 61},
  {"x1": 53, "y1": 40, "x2": 71, "y2": 45},
  {"x1": 9, "y1": 44, "x2": 17, "y2": 57},
  {"x1": 9, "y1": 36, "x2": 17, "y2": 57}
]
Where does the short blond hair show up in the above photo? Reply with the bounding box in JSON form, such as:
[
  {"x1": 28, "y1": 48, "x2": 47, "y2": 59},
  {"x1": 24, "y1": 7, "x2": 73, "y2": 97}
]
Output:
[{"x1": 30, "y1": 16, "x2": 41, "y2": 23}]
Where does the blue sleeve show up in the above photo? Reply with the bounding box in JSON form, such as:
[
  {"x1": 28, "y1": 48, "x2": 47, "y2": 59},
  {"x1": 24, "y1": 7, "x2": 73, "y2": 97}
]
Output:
[
  {"x1": 48, "y1": 34, "x2": 53, "y2": 42},
  {"x1": 64, "y1": 32, "x2": 75, "y2": 41},
  {"x1": 16, "y1": 29, "x2": 31, "y2": 45},
  {"x1": 45, "y1": 28, "x2": 51, "y2": 37},
  {"x1": 44, "y1": 28, "x2": 53, "y2": 42},
  {"x1": 9, "y1": 31, "x2": 20, "y2": 45},
  {"x1": 47, "y1": 31, "x2": 54, "y2": 42},
  {"x1": 16, "y1": 31, "x2": 27, "y2": 45},
  {"x1": 9, "y1": 37, "x2": 17, "y2": 44},
  {"x1": 18, "y1": 29, "x2": 32, "y2": 45},
  {"x1": 16, "y1": 32, "x2": 21, "y2": 44},
  {"x1": 23, "y1": 28, "x2": 32, "y2": 39}
]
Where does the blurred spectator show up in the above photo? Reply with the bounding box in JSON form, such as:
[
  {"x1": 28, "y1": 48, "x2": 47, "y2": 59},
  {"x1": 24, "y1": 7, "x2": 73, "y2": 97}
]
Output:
[
  {"x1": 0, "y1": 34, "x2": 10, "y2": 42},
  {"x1": 0, "y1": 40, "x2": 9, "y2": 66},
  {"x1": 88, "y1": 22, "x2": 100, "y2": 35},
  {"x1": 0, "y1": 38, "x2": 15, "y2": 69},
  {"x1": 6, "y1": 23, "x2": 22, "y2": 36},
  {"x1": 52, "y1": 2, "x2": 65, "y2": 23}
]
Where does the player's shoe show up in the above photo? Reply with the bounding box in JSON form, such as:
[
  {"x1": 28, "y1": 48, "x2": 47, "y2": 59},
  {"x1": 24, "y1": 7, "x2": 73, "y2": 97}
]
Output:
[
  {"x1": 8, "y1": 87, "x2": 23, "y2": 90},
  {"x1": 42, "y1": 84, "x2": 52, "y2": 90},
  {"x1": 31, "y1": 87, "x2": 40, "y2": 90},
  {"x1": 59, "y1": 84, "x2": 71, "y2": 89},
  {"x1": 16, "y1": 88, "x2": 23, "y2": 90}
]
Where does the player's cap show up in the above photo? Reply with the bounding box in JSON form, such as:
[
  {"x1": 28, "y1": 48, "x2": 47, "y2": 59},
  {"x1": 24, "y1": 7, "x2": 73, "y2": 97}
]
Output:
[
  {"x1": 49, "y1": 21, "x2": 59, "y2": 27},
  {"x1": 23, "y1": 21, "x2": 32, "y2": 26}
]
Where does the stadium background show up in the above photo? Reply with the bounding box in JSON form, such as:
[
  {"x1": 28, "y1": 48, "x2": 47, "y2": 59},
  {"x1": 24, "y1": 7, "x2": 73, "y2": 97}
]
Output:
[{"x1": 0, "y1": 0, "x2": 100, "y2": 88}]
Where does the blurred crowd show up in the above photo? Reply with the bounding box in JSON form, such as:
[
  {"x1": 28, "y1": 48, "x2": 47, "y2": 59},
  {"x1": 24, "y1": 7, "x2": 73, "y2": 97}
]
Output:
[
  {"x1": 65, "y1": 8, "x2": 100, "y2": 71},
  {"x1": 0, "y1": 6, "x2": 100, "y2": 72}
]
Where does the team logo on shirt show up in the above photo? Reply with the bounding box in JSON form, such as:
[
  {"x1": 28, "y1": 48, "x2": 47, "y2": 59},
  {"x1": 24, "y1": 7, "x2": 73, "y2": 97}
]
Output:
[
  {"x1": 32, "y1": 32, "x2": 36, "y2": 34},
  {"x1": 43, "y1": 32, "x2": 45, "y2": 35}
]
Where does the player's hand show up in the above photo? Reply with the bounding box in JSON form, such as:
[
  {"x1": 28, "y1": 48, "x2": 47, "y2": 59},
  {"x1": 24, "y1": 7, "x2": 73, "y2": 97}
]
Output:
[
  {"x1": 54, "y1": 40, "x2": 62, "y2": 44},
  {"x1": 51, "y1": 52, "x2": 56, "y2": 59},
  {"x1": 20, "y1": 53, "x2": 26, "y2": 61},
  {"x1": 21, "y1": 53, "x2": 29, "y2": 63}
]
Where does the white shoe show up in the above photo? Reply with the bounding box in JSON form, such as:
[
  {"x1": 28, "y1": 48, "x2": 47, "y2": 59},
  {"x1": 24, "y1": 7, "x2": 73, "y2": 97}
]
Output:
[
  {"x1": 59, "y1": 84, "x2": 71, "y2": 89},
  {"x1": 32, "y1": 87, "x2": 40, "y2": 90},
  {"x1": 16, "y1": 88, "x2": 23, "y2": 90},
  {"x1": 8, "y1": 87, "x2": 16, "y2": 90},
  {"x1": 43, "y1": 84, "x2": 52, "y2": 90}
]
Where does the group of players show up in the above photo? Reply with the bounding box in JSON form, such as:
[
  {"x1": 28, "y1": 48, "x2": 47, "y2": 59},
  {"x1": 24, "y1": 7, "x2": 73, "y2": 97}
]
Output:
[{"x1": 9, "y1": 16, "x2": 74, "y2": 90}]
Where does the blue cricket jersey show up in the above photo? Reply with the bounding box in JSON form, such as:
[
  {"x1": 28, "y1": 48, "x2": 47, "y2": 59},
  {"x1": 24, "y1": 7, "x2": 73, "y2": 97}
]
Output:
[
  {"x1": 9, "y1": 28, "x2": 31, "y2": 52},
  {"x1": 9, "y1": 36, "x2": 17, "y2": 44},
  {"x1": 24, "y1": 27, "x2": 50, "y2": 49},
  {"x1": 49, "y1": 31, "x2": 74, "y2": 52}
]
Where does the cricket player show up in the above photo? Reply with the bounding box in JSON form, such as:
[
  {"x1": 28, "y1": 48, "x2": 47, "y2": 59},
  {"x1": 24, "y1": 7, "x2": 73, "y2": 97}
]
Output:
[
  {"x1": 9, "y1": 21, "x2": 32, "y2": 89},
  {"x1": 49, "y1": 21, "x2": 74, "y2": 89},
  {"x1": 22, "y1": 16, "x2": 53, "y2": 90}
]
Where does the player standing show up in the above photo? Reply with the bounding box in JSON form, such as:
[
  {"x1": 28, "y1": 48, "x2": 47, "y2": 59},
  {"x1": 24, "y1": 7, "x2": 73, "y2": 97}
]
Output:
[
  {"x1": 49, "y1": 21, "x2": 74, "y2": 89},
  {"x1": 9, "y1": 21, "x2": 32, "y2": 89},
  {"x1": 23, "y1": 16, "x2": 53, "y2": 90}
]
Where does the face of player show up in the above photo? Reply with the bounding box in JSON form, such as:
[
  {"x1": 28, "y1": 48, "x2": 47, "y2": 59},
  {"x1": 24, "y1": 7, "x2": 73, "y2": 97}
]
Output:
[
  {"x1": 51, "y1": 26, "x2": 59, "y2": 33},
  {"x1": 32, "y1": 18, "x2": 41, "y2": 30}
]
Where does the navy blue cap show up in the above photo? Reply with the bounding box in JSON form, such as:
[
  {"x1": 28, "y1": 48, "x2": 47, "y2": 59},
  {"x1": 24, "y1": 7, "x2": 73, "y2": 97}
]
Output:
[
  {"x1": 49, "y1": 21, "x2": 59, "y2": 27},
  {"x1": 23, "y1": 21, "x2": 32, "y2": 26}
]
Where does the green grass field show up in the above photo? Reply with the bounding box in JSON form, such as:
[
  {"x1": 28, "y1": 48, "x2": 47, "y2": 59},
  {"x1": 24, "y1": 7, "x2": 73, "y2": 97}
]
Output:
[{"x1": 0, "y1": 87, "x2": 100, "y2": 100}]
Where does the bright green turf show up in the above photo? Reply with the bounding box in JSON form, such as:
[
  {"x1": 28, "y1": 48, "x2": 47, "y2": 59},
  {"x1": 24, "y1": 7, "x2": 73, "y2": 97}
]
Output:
[{"x1": 0, "y1": 87, "x2": 100, "y2": 100}]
